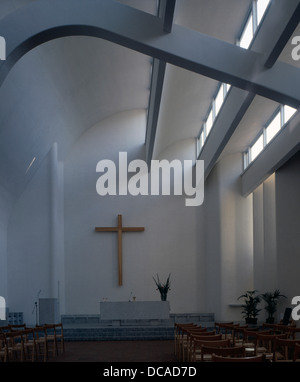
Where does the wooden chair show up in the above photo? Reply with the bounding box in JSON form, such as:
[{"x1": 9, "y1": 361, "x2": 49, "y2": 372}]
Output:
[
  {"x1": 200, "y1": 345, "x2": 245, "y2": 362},
  {"x1": 220, "y1": 323, "x2": 240, "y2": 342},
  {"x1": 33, "y1": 326, "x2": 48, "y2": 362},
  {"x1": 0, "y1": 332, "x2": 11, "y2": 362},
  {"x1": 255, "y1": 332, "x2": 287, "y2": 361},
  {"x1": 42, "y1": 323, "x2": 65, "y2": 359},
  {"x1": 212, "y1": 354, "x2": 265, "y2": 362},
  {"x1": 191, "y1": 338, "x2": 230, "y2": 362},
  {"x1": 294, "y1": 343, "x2": 300, "y2": 361},
  {"x1": 232, "y1": 325, "x2": 248, "y2": 346},
  {"x1": 22, "y1": 328, "x2": 37, "y2": 362},
  {"x1": 43, "y1": 324, "x2": 59, "y2": 359},
  {"x1": 242, "y1": 329, "x2": 260, "y2": 356},
  {"x1": 214, "y1": 322, "x2": 234, "y2": 336},
  {"x1": 54, "y1": 323, "x2": 65, "y2": 354},
  {"x1": 178, "y1": 325, "x2": 206, "y2": 361},
  {"x1": 174, "y1": 323, "x2": 197, "y2": 359},
  {"x1": 185, "y1": 331, "x2": 218, "y2": 362},
  {"x1": 263, "y1": 323, "x2": 299, "y2": 339},
  {"x1": 174, "y1": 323, "x2": 198, "y2": 357},
  {"x1": 5, "y1": 331, "x2": 26, "y2": 361},
  {"x1": 273, "y1": 338, "x2": 300, "y2": 362}
]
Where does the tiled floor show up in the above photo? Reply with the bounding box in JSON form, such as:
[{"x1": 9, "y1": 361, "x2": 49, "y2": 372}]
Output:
[{"x1": 47, "y1": 340, "x2": 176, "y2": 362}]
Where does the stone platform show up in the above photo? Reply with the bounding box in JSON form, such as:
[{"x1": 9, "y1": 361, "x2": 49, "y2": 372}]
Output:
[{"x1": 61, "y1": 313, "x2": 215, "y2": 341}]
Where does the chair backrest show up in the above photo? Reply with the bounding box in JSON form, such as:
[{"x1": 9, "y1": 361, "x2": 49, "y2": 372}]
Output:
[
  {"x1": 201, "y1": 345, "x2": 245, "y2": 360},
  {"x1": 181, "y1": 325, "x2": 203, "y2": 336},
  {"x1": 191, "y1": 333, "x2": 222, "y2": 341},
  {"x1": 294, "y1": 343, "x2": 300, "y2": 361},
  {"x1": 8, "y1": 324, "x2": 26, "y2": 331},
  {"x1": 215, "y1": 322, "x2": 234, "y2": 334},
  {"x1": 194, "y1": 338, "x2": 231, "y2": 348},
  {"x1": 256, "y1": 332, "x2": 286, "y2": 354},
  {"x1": 175, "y1": 323, "x2": 197, "y2": 334},
  {"x1": 33, "y1": 326, "x2": 47, "y2": 339},
  {"x1": 243, "y1": 329, "x2": 259, "y2": 342},
  {"x1": 186, "y1": 327, "x2": 208, "y2": 334},
  {"x1": 191, "y1": 339, "x2": 231, "y2": 362},
  {"x1": 274, "y1": 337, "x2": 300, "y2": 361},
  {"x1": 0, "y1": 332, "x2": 7, "y2": 347},
  {"x1": 5, "y1": 330, "x2": 25, "y2": 347},
  {"x1": 0, "y1": 326, "x2": 11, "y2": 333},
  {"x1": 188, "y1": 329, "x2": 215, "y2": 336},
  {"x1": 212, "y1": 354, "x2": 265, "y2": 362},
  {"x1": 54, "y1": 323, "x2": 64, "y2": 334}
]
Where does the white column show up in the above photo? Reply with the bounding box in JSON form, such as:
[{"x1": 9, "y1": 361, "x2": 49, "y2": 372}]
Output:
[{"x1": 50, "y1": 142, "x2": 65, "y2": 313}]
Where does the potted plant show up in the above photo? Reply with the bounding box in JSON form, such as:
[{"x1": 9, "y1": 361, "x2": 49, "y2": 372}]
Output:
[
  {"x1": 153, "y1": 273, "x2": 171, "y2": 301},
  {"x1": 238, "y1": 290, "x2": 261, "y2": 325},
  {"x1": 260, "y1": 289, "x2": 286, "y2": 324}
]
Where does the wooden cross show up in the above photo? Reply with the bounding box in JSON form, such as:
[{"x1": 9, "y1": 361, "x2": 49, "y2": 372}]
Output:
[{"x1": 95, "y1": 214, "x2": 144, "y2": 286}]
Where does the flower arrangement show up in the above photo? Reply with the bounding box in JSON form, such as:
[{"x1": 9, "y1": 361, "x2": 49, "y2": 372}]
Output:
[{"x1": 153, "y1": 273, "x2": 171, "y2": 301}]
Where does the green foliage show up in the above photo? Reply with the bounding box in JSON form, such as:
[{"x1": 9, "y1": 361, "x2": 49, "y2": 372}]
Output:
[
  {"x1": 238, "y1": 290, "x2": 261, "y2": 319},
  {"x1": 260, "y1": 289, "x2": 286, "y2": 320}
]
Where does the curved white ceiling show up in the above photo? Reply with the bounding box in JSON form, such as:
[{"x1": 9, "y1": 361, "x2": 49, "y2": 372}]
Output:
[{"x1": 0, "y1": 0, "x2": 299, "y2": 202}]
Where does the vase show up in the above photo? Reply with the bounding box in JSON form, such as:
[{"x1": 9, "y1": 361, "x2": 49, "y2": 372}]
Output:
[
  {"x1": 245, "y1": 318, "x2": 257, "y2": 325},
  {"x1": 160, "y1": 293, "x2": 167, "y2": 301}
]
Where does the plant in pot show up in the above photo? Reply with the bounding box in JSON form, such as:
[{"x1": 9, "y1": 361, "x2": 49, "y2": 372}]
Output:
[
  {"x1": 153, "y1": 273, "x2": 171, "y2": 301},
  {"x1": 238, "y1": 290, "x2": 261, "y2": 325},
  {"x1": 260, "y1": 289, "x2": 286, "y2": 324}
]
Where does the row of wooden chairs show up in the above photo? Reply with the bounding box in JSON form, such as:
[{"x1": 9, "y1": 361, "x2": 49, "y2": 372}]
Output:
[
  {"x1": 175, "y1": 322, "x2": 300, "y2": 362},
  {"x1": 174, "y1": 323, "x2": 253, "y2": 362},
  {"x1": 0, "y1": 323, "x2": 65, "y2": 362},
  {"x1": 215, "y1": 322, "x2": 300, "y2": 361},
  {"x1": 262, "y1": 322, "x2": 300, "y2": 339}
]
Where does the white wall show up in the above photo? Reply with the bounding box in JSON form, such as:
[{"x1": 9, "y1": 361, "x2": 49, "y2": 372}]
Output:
[
  {"x1": 63, "y1": 109, "x2": 203, "y2": 314},
  {"x1": 276, "y1": 150, "x2": 300, "y2": 319},
  {"x1": 203, "y1": 153, "x2": 254, "y2": 321},
  {"x1": 7, "y1": 151, "x2": 52, "y2": 325},
  {"x1": 252, "y1": 151, "x2": 300, "y2": 323},
  {"x1": 5, "y1": 108, "x2": 297, "y2": 324},
  {"x1": 0, "y1": 186, "x2": 14, "y2": 303}
]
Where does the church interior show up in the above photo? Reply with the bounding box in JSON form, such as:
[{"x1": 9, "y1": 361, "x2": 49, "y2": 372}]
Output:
[{"x1": 0, "y1": 0, "x2": 300, "y2": 363}]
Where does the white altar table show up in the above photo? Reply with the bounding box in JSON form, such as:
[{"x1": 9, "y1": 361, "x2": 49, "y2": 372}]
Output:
[{"x1": 99, "y1": 301, "x2": 170, "y2": 320}]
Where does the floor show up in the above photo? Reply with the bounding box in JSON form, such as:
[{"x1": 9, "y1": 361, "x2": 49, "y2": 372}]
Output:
[{"x1": 47, "y1": 340, "x2": 177, "y2": 362}]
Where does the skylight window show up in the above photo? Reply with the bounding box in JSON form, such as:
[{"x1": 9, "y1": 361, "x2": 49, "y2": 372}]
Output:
[
  {"x1": 197, "y1": 1, "x2": 271, "y2": 159},
  {"x1": 205, "y1": 109, "x2": 213, "y2": 136},
  {"x1": 214, "y1": 85, "x2": 224, "y2": 117},
  {"x1": 250, "y1": 134, "x2": 264, "y2": 161},
  {"x1": 256, "y1": 0, "x2": 270, "y2": 25},
  {"x1": 283, "y1": 105, "x2": 297, "y2": 124},
  {"x1": 243, "y1": 104, "x2": 298, "y2": 170},
  {"x1": 239, "y1": 14, "x2": 253, "y2": 49},
  {"x1": 197, "y1": 130, "x2": 204, "y2": 157},
  {"x1": 265, "y1": 112, "x2": 281, "y2": 144}
]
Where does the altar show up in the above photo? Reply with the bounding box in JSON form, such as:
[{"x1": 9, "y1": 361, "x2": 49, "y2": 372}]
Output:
[{"x1": 99, "y1": 301, "x2": 170, "y2": 321}]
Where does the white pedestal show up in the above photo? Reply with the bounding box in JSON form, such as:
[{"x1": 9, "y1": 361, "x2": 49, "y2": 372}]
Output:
[{"x1": 39, "y1": 298, "x2": 59, "y2": 324}]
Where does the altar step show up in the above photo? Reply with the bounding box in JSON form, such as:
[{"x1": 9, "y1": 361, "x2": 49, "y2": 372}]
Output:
[
  {"x1": 61, "y1": 313, "x2": 215, "y2": 341},
  {"x1": 63, "y1": 326, "x2": 175, "y2": 341}
]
